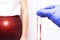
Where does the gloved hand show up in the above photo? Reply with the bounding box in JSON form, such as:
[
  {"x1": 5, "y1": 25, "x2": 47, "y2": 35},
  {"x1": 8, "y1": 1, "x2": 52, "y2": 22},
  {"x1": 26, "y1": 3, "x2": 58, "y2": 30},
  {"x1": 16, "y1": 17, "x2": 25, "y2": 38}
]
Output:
[{"x1": 37, "y1": 5, "x2": 60, "y2": 27}]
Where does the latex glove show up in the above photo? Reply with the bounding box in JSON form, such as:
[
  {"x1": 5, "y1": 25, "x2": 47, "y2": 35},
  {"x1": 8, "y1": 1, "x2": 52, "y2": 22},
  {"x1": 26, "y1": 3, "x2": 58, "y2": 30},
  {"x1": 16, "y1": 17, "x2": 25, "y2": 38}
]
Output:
[{"x1": 37, "y1": 5, "x2": 60, "y2": 27}]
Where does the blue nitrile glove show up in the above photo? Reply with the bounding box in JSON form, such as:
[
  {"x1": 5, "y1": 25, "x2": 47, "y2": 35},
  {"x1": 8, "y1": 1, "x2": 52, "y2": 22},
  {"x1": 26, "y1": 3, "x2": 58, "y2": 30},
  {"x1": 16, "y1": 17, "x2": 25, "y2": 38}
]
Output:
[{"x1": 37, "y1": 5, "x2": 60, "y2": 27}]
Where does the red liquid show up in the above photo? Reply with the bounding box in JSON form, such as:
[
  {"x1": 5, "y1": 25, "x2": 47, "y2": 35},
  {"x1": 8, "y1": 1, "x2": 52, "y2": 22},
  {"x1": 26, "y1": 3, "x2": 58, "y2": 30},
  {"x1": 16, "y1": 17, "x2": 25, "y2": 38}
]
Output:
[{"x1": 0, "y1": 15, "x2": 22, "y2": 40}]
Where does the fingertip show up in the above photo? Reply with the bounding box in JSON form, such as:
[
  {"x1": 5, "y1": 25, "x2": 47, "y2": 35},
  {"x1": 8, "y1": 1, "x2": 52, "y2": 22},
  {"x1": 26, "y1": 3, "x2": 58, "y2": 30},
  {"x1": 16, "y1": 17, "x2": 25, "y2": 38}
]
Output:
[
  {"x1": 44, "y1": 5, "x2": 55, "y2": 9},
  {"x1": 36, "y1": 10, "x2": 40, "y2": 16}
]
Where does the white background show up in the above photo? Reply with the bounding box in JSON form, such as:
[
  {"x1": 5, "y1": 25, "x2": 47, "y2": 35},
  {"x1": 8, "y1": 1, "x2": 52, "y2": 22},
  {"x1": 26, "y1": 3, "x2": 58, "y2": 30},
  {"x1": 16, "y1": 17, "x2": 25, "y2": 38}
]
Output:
[{"x1": 27, "y1": 0, "x2": 38, "y2": 40}]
